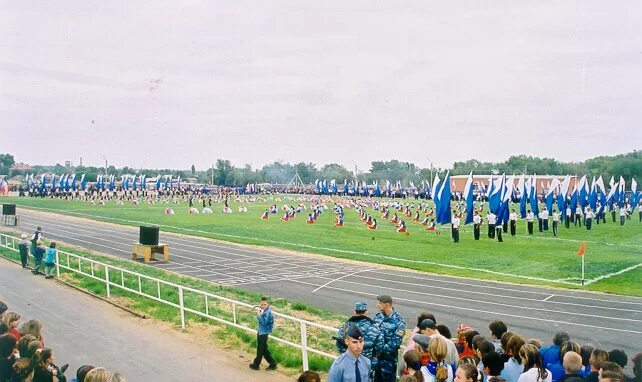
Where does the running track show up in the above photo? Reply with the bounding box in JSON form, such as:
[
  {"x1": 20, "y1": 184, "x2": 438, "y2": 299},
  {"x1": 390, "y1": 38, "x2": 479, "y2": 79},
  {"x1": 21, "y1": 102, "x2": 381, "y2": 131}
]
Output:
[{"x1": 13, "y1": 209, "x2": 642, "y2": 359}]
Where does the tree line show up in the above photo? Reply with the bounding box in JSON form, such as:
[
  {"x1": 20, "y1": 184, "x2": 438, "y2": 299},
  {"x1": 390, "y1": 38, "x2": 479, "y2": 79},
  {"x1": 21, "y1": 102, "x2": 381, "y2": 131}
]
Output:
[{"x1": 1, "y1": 151, "x2": 640, "y2": 186}]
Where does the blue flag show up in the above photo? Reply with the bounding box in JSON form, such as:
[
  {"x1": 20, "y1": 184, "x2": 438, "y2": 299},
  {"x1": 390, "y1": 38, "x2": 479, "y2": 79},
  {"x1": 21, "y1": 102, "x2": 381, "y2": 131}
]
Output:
[
  {"x1": 464, "y1": 171, "x2": 475, "y2": 225},
  {"x1": 437, "y1": 172, "x2": 452, "y2": 224},
  {"x1": 529, "y1": 175, "x2": 539, "y2": 216}
]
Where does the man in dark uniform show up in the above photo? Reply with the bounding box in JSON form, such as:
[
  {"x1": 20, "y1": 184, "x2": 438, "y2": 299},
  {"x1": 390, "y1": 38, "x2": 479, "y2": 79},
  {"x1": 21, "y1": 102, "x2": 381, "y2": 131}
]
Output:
[{"x1": 374, "y1": 295, "x2": 405, "y2": 382}]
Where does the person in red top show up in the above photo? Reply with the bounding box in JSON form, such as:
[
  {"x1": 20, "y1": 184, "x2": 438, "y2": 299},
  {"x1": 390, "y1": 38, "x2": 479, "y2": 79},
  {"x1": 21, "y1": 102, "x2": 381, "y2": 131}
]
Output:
[
  {"x1": 456, "y1": 324, "x2": 477, "y2": 358},
  {"x1": 1, "y1": 312, "x2": 20, "y2": 341}
]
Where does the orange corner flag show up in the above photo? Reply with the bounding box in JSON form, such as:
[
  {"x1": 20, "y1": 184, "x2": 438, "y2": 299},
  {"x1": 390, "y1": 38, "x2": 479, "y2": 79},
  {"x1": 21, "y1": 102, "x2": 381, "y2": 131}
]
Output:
[{"x1": 577, "y1": 241, "x2": 585, "y2": 257}]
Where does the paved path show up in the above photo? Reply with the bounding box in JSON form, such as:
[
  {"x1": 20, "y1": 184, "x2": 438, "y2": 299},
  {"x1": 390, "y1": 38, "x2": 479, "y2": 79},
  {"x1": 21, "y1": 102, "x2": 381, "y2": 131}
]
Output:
[
  {"x1": 10, "y1": 209, "x2": 642, "y2": 360},
  {"x1": 0, "y1": 259, "x2": 293, "y2": 382}
]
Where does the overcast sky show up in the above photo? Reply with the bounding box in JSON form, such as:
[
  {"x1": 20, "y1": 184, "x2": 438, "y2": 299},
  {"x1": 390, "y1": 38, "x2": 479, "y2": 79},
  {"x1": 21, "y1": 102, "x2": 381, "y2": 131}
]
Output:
[{"x1": 1, "y1": 0, "x2": 641, "y2": 172}]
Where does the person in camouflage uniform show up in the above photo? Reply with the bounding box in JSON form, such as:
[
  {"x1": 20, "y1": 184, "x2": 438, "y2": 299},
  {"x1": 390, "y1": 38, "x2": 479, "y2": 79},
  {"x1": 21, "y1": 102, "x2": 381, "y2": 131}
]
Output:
[
  {"x1": 336, "y1": 301, "x2": 384, "y2": 381},
  {"x1": 374, "y1": 295, "x2": 405, "y2": 382}
]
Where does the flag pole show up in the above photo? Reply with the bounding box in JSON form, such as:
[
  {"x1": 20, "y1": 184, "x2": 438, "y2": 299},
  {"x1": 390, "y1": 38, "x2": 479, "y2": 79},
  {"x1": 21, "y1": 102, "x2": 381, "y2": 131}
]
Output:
[{"x1": 581, "y1": 250, "x2": 585, "y2": 286}]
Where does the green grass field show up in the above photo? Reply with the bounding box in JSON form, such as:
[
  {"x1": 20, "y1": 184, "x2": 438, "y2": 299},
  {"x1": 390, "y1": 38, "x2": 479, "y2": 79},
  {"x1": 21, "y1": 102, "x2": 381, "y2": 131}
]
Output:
[{"x1": 3, "y1": 195, "x2": 642, "y2": 296}]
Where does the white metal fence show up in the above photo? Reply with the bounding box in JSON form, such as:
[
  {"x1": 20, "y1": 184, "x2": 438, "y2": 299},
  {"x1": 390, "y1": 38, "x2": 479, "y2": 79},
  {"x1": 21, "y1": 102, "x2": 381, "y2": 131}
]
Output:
[{"x1": 0, "y1": 231, "x2": 338, "y2": 370}]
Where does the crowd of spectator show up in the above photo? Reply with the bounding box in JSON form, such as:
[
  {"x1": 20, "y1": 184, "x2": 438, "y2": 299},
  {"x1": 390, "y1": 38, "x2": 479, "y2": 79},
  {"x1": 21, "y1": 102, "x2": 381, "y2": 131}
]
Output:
[
  {"x1": 0, "y1": 299, "x2": 125, "y2": 382},
  {"x1": 325, "y1": 300, "x2": 641, "y2": 382}
]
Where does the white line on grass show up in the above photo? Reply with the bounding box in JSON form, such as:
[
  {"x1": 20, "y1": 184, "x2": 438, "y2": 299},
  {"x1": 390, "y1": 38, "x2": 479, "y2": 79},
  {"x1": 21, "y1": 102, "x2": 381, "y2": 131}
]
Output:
[{"x1": 584, "y1": 263, "x2": 642, "y2": 286}]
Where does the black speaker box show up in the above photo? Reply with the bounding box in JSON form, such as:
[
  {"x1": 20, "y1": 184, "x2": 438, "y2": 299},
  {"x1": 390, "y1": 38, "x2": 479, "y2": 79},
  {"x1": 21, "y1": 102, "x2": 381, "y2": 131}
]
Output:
[
  {"x1": 139, "y1": 226, "x2": 159, "y2": 246},
  {"x1": 2, "y1": 204, "x2": 16, "y2": 216}
]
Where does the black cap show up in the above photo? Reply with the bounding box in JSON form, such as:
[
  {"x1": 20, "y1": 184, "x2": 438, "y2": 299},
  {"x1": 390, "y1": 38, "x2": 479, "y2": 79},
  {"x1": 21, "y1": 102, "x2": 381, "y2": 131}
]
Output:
[
  {"x1": 377, "y1": 295, "x2": 393, "y2": 304},
  {"x1": 419, "y1": 319, "x2": 437, "y2": 331},
  {"x1": 345, "y1": 325, "x2": 364, "y2": 340}
]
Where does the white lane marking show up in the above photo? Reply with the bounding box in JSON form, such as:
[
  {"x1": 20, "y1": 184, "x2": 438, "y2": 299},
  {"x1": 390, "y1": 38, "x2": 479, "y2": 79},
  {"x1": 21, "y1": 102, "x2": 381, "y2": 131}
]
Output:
[
  {"x1": 288, "y1": 279, "x2": 642, "y2": 335},
  {"x1": 344, "y1": 273, "x2": 642, "y2": 313},
  {"x1": 23, "y1": 213, "x2": 337, "y2": 275},
  {"x1": 305, "y1": 274, "x2": 642, "y2": 322},
  {"x1": 18, "y1": 221, "x2": 250, "y2": 283},
  {"x1": 22, "y1": 215, "x2": 368, "y2": 281},
  {"x1": 312, "y1": 269, "x2": 374, "y2": 293},
  {"x1": 543, "y1": 295, "x2": 555, "y2": 302}
]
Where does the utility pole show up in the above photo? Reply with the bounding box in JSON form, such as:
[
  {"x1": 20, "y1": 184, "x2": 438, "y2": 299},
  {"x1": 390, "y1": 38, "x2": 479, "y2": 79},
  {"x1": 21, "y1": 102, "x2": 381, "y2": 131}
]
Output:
[{"x1": 211, "y1": 164, "x2": 214, "y2": 185}]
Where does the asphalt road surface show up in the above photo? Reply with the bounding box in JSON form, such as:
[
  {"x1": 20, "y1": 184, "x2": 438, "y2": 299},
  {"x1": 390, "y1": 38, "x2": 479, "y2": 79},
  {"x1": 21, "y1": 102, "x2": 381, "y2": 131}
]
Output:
[
  {"x1": 0, "y1": 260, "x2": 292, "y2": 382},
  {"x1": 12, "y1": 209, "x2": 642, "y2": 360}
]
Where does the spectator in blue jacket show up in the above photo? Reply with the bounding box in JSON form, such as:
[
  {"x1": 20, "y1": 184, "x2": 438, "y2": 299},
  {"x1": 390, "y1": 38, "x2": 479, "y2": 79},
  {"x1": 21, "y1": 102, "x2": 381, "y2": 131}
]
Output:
[
  {"x1": 539, "y1": 332, "x2": 570, "y2": 369},
  {"x1": 31, "y1": 241, "x2": 46, "y2": 275},
  {"x1": 44, "y1": 242, "x2": 58, "y2": 279},
  {"x1": 249, "y1": 297, "x2": 277, "y2": 371}
]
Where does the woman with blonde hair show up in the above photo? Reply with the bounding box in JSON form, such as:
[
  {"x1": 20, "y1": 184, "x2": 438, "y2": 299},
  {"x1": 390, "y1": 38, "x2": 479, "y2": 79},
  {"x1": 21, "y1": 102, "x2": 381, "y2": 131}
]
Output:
[
  {"x1": 422, "y1": 337, "x2": 454, "y2": 382},
  {"x1": 518, "y1": 344, "x2": 551, "y2": 382},
  {"x1": 84, "y1": 367, "x2": 112, "y2": 382},
  {"x1": 1, "y1": 312, "x2": 21, "y2": 341}
]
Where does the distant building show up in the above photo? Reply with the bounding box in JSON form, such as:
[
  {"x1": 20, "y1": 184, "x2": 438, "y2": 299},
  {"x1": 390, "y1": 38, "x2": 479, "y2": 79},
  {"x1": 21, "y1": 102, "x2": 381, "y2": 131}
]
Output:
[{"x1": 9, "y1": 163, "x2": 32, "y2": 171}]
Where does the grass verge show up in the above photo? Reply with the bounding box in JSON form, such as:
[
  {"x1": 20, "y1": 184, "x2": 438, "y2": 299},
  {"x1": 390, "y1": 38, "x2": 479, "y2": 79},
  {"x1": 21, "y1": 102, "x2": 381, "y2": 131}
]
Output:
[{"x1": 0, "y1": 229, "x2": 342, "y2": 373}]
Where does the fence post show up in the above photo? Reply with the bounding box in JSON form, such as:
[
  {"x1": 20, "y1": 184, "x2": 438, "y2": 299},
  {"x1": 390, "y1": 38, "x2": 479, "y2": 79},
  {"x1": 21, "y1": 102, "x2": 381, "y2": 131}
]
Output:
[
  {"x1": 300, "y1": 322, "x2": 309, "y2": 371},
  {"x1": 232, "y1": 303, "x2": 237, "y2": 324},
  {"x1": 178, "y1": 286, "x2": 186, "y2": 329},
  {"x1": 55, "y1": 251, "x2": 60, "y2": 278},
  {"x1": 105, "y1": 266, "x2": 111, "y2": 298}
]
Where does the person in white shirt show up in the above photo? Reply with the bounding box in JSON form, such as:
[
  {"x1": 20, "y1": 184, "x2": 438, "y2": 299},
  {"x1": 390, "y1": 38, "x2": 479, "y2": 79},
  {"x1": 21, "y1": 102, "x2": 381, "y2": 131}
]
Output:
[
  {"x1": 452, "y1": 212, "x2": 460, "y2": 243},
  {"x1": 585, "y1": 207, "x2": 594, "y2": 230},
  {"x1": 575, "y1": 205, "x2": 583, "y2": 227},
  {"x1": 518, "y1": 344, "x2": 551, "y2": 382},
  {"x1": 473, "y1": 211, "x2": 482, "y2": 240},
  {"x1": 565, "y1": 206, "x2": 572, "y2": 229},
  {"x1": 537, "y1": 211, "x2": 544, "y2": 233},
  {"x1": 551, "y1": 210, "x2": 559, "y2": 237},
  {"x1": 526, "y1": 210, "x2": 534, "y2": 235},
  {"x1": 541, "y1": 208, "x2": 549, "y2": 231},
  {"x1": 509, "y1": 209, "x2": 518, "y2": 236},
  {"x1": 487, "y1": 212, "x2": 497, "y2": 239},
  {"x1": 619, "y1": 205, "x2": 628, "y2": 226}
]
